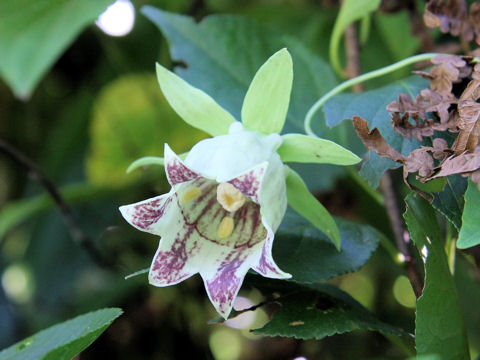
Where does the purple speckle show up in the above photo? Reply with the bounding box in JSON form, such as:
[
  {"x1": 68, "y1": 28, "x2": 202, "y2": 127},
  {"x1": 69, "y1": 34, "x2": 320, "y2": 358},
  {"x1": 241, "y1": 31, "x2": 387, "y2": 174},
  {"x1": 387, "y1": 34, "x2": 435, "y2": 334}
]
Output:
[
  {"x1": 150, "y1": 225, "x2": 199, "y2": 285},
  {"x1": 228, "y1": 165, "x2": 266, "y2": 203},
  {"x1": 166, "y1": 157, "x2": 200, "y2": 186},
  {"x1": 206, "y1": 249, "x2": 248, "y2": 315},
  {"x1": 130, "y1": 197, "x2": 172, "y2": 231}
]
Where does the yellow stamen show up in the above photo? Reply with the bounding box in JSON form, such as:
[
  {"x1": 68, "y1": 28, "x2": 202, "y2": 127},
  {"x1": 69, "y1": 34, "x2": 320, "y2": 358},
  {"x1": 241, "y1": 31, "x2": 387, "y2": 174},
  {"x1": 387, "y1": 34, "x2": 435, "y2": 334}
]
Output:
[
  {"x1": 216, "y1": 183, "x2": 245, "y2": 212},
  {"x1": 182, "y1": 187, "x2": 201, "y2": 203},
  {"x1": 217, "y1": 216, "x2": 234, "y2": 239}
]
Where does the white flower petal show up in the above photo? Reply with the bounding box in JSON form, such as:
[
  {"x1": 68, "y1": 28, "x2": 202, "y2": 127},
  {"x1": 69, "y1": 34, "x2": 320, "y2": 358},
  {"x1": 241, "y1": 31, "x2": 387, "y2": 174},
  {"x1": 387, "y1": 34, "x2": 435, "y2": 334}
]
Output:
[
  {"x1": 184, "y1": 127, "x2": 280, "y2": 182},
  {"x1": 164, "y1": 143, "x2": 201, "y2": 186},
  {"x1": 201, "y1": 244, "x2": 262, "y2": 319},
  {"x1": 253, "y1": 227, "x2": 291, "y2": 279},
  {"x1": 119, "y1": 192, "x2": 173, "y2": 235}
]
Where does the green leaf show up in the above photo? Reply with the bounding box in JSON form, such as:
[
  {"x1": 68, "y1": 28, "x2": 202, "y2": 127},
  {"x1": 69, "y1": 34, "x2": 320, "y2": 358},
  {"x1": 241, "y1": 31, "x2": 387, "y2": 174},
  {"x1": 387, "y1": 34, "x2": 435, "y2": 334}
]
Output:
[
  {"x1": 457, "y1": 179, "x2": 480, "y2": 249},
  {"x1": 274, "y1": 211, "x2": 380, "y2": 283},
  {"x1": 286, "y1": 169, "x2": 340, "y2": 249},
  {"x1": 241, "y1": 48, "x2": 293, "y2": 134},
  {"x1": 374, "y1": 11, "x2": 421, "y2": 62},
  {"x1": 324, "y1": 76, "x2": 428, "y2": 188},
  {"x1": 0, "y1": 0, "x2": 112, "y2": 98},
  {"x1": 156, "y1": 63, "x2": 236, "y2": 136},
  {"x1": 87, "y1": 73, "x2": 207, "y2": 186},
  {"x1": 329, "y1": 0, "x2": 382, "y2": 77},
  {"x1": 404, "y1": 194, "x2": 469, "y2": 360},
  {"x1": 278, "y1": 133, "x2": 360, "y2": 165},
  {"x1": 431, "y1": 175, "x2": 467, "y2": 231},
  {"x1": 0, "y1": 308, "x2": 122, "y2": 360},
  {"x1": 249, "y1": 278, "x2": 406, "y2": 339}
]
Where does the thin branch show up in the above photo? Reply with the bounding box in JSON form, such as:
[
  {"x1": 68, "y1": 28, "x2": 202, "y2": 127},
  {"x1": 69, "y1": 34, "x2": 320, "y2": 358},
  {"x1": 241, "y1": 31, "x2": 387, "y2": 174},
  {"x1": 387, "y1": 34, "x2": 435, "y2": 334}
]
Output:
[
  {"x1": 380, "y1": 172, "x2": 423, "y2": 298},
  {"x1": 342, "y1": 19, "x2": 424, "y2": 298},
  {"x1": 0, "y1": 139, "x2": 116, "y2": 269},
  {"x1": 344, "y1": 21, "x2": 364, "y2": 93}
]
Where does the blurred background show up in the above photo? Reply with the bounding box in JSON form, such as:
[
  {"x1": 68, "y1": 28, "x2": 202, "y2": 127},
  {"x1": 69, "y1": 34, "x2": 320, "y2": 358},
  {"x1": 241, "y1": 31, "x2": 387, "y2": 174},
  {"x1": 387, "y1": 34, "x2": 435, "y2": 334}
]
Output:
[{"x1": 1, "y1": 0, "x2": 479, "y2": 359}]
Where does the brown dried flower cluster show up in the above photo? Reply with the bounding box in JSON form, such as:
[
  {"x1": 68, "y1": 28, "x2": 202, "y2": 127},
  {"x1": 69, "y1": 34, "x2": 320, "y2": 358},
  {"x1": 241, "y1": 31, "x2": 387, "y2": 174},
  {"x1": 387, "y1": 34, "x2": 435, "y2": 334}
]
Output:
[
  {"x1": 353, "y1": 55, "x2": 480, "y2": 196},
  {"x1": 423, "y1": 0, "x2": 480, "y2": 45}
]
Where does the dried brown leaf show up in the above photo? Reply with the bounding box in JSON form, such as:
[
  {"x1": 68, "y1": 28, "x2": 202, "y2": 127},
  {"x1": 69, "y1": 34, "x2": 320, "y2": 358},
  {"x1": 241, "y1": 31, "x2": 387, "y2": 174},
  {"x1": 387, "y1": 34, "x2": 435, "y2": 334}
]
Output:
[
  {"x1": 428, "y1": 152, "x2": 480, "y2": 179},
  {"x1": 432, "y1": 138, "x2": 451, "y2": 160},
  {"x1": 430, "y1": 55, "x2": 467, "y2": 93},
  {"x1": 352, "y1": 116, "x2": 405, "y2": 162},
  {"x1": 404, "y1": 148, "x2": 435, "y2": 177},
  {"x1": 454, "y1": 64, "x2": 480, "y2": 154},
  {"x1": 387, "y1": 88, "x2": 457, "y2": 141},
  {"x1": 424, "y1": 0, "x2": 473, "y2": 41}
]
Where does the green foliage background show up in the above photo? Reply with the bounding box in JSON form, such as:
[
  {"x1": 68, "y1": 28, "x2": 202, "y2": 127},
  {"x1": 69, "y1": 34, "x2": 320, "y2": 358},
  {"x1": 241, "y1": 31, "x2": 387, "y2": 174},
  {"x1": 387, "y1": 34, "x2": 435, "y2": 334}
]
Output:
[{"x1": 1, "y1": 0, "x2": 479, "y2": 359}]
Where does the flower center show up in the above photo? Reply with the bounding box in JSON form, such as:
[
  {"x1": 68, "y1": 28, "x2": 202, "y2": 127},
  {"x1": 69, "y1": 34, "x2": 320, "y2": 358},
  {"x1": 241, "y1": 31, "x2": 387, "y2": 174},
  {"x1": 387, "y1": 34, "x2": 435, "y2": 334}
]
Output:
[
  {"x1": 216, "y1": 183, "x2": 245, "y2": 212},
  {"x1": 215, "y1": 183, "x2": 247, "y2": 240}
]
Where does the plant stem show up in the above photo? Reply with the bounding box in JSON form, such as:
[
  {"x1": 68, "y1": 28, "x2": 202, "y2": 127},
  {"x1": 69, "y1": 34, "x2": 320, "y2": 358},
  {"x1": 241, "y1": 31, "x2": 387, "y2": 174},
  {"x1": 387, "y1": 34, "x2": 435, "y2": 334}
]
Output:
[
  {"x1": 304, "y1": 52, "x2": 441, "y2": 137},
  {"x1": 380, "y1": 172, "x2": 423, "y2": 298},
  {"x1": 0, "y1": 139, "x2": 116, "y2": 269}
]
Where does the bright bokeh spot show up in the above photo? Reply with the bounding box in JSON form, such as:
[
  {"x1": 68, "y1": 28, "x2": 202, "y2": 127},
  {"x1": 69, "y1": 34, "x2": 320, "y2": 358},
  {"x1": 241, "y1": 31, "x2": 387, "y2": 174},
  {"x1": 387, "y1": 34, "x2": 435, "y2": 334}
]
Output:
[
  {"x1": 96, "y1": 0, "x2": 135, "y2": 37},
  {"x1": 393, "y1": 275, "x2": 416, "y2": 308},
  {"x1": 1, "y1": 263, "x2": 34, "y2": 304},
  {"x1": 209, "y1": 328, "x2": 242, "y2": 360},
  {"x1": 339, "y1": 273, "x2": 375, "y2": 309}
]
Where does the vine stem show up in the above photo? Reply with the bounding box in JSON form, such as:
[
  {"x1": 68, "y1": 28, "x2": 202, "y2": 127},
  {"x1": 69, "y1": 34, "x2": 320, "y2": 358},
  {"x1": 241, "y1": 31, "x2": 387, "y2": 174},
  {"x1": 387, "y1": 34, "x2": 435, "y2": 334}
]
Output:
[{"x1": 304, "y1": 52, "x2": 441, "y2": 137}]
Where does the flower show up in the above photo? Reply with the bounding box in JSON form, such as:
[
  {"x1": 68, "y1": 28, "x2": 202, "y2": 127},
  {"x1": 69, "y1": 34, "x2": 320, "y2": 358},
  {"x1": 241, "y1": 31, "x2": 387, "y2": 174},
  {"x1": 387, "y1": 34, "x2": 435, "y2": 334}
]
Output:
[{"x1": 120, "y1": 48, "x2": 360, "y2": 318}]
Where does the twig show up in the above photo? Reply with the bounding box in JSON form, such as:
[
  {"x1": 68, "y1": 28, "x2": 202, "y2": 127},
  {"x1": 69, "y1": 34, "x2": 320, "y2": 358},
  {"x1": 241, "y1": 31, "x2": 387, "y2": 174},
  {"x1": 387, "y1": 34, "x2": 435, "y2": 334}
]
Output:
[
  {"x1": 0, "y1": 139, "x2": 116, "y2": 269},
  {"x1": 342, "y1": 20, "x2": 424, "y2": 298},
  {"x1": 380, "y1": 172, "x2": 423, "y2": 298},
  {"x1": 344, "y1": 21, "x2": 364, "y2": 93}
]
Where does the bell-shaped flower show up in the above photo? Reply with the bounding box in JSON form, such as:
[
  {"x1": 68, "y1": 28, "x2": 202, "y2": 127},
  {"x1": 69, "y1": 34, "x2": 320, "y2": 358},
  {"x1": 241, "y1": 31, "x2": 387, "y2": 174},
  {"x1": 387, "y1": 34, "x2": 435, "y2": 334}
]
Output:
[{"x1": 120, "y1": 48, "x2": 360, "y2": 318}]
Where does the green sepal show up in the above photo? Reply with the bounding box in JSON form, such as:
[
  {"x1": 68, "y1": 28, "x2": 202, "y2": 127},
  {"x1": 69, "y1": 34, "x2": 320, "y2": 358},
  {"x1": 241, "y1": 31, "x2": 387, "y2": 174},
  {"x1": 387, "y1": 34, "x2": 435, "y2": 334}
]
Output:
[
  {"x1": 278, "y1": 133, "x2": 360, "y2": 165},
  {"x1": 126, "y1": 153, "x2": 188, "y2": 173},
  {"x1": 285, "y1": 167, "x2": 341, "y2": 250},
  {"x1": 156, "y1": 63, "x2": 235, "y2": 136},
  {"x1": 329, "y1": 0, "x2": 381, "y2": 77},
  {"x1": 241, "y1": 48, "x2": 293, "y2": 134}
]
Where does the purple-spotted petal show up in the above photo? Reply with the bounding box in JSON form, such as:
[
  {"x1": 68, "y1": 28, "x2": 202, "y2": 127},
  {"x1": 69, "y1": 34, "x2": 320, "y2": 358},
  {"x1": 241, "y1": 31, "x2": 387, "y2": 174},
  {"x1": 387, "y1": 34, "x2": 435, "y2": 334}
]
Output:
[
  {"x1": 228, "y1": 162, "x2": 268, "y2": 204},
  {"x1": 149, "y1": 222, "x2": 201, "y2": 286},
  {"x1": 119, "y1": 193, "x2": 173, "y2": 235},
  {"x1": 201, "y1": 244, "x2": 261, "y2": 318},
  {"x1": 164, "y1": 143, "x2": 200, "y2": 186},
  {"x1": 252, "y1": 227, "x2": 291, "y2": 279}
]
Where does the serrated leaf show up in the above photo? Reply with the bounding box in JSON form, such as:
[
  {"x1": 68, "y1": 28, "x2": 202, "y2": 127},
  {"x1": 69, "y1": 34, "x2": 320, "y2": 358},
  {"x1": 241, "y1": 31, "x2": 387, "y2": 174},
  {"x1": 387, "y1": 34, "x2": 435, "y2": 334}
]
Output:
[
  {"x1": 278, "y1": 133, "x2": 360, "y2": 165},
  {"x1": 87, "y1": 74, "x2": 207, "y2": 186},
  {"x1": 404, "y1": 194, "x2": 469, "y2": 360},
  {"x1": 0, "y1": 0, "x2": 112, "y2": 98},
  {"x1": 431, "y1": 175, "x2": 467, "y2": 231},
  {"x1": 242, "y1": 48, "x2": 293, "y2": 134},
  {"x1": 273, "y1": 211, "x2": 380, "y2": 283},
  {"x1": 324, "y1": 76, "x2": 428, "y2": 188},
  {"x1": 329, "y1": 0, "x2": 382, "y2": 77},
  {"x1": 286, "y1": 169, "x2": 340, "y2": 248},
  {"x1": 457, "y1": 179, "x2": 480, "y2": 249},
  {"x1": 0, "y1": 308, "x2": 122, "y2": 360},
  {"x1": 249, "y1": 278, "x2": 405, "y2": 339},
  {"x1": 156, "y1": 63, "x2": 236, "y2": 136}
]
